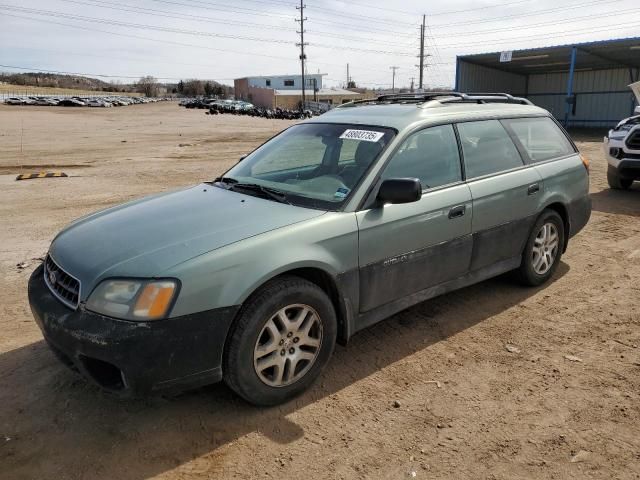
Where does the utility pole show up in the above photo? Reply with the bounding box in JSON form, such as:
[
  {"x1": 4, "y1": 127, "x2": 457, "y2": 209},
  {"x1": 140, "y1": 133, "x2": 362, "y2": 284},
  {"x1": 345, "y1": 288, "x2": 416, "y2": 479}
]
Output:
[
  {"x1": 390, "y1": 66, "x2": 399, "y2": 93},
  {"x1": 295, "y1": 0, "x2": 308, "y2": 111},
  {"x1": 346, "y1": 63, "x2": 350, "y2": 88},
  {"x1": 419, "y1": 14, "x2": 425, "y2": 90},
  {"x1": 410, "y1": 77, "x2": 415, "y2": 93}
]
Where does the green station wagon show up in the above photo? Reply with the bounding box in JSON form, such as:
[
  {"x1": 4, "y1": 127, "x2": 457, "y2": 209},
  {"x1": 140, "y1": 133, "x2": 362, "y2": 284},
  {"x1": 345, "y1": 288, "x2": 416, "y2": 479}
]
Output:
[{"x1": 28, "y1": 93, "x2": 591, "y2": 405}]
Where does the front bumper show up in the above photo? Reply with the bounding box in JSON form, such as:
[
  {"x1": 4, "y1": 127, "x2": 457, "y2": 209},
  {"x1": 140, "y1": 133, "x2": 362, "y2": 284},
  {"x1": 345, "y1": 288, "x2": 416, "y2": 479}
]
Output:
[
  {"x1": 28, "y1": 264, "x2": 239, "y2": 396},
  {"x1": 613, "y1": 159, "x2": 640, "y2": 180},
  {"x1": 604, "y1": 138, "x2": 640, "y2": 179}
]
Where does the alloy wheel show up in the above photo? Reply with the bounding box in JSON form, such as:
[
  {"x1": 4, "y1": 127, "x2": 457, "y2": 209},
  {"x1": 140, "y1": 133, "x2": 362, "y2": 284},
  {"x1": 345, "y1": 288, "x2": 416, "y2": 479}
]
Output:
[
  {"x1": 253, "y1": 304, "x2": 323, "y2": 387},
  {"x1": 532, "y1": 222, "x2": 559, "y2": 275}
]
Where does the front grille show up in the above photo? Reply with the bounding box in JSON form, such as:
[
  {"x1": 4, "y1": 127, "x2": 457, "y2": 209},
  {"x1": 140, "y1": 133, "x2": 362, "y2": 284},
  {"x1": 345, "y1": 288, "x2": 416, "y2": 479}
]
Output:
[
  {"x1": 44, "y1": 255, "x2": 81, "y2": 309},
  {"x1": 626, "y1": 130, "x2": 640, "y2": 151}
]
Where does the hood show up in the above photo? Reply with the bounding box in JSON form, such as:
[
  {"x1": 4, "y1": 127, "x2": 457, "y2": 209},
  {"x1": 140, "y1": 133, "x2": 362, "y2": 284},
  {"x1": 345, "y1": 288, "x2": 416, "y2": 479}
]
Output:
[{"x1": 50, "y1": 184, "x2": 325, "y2": 298}]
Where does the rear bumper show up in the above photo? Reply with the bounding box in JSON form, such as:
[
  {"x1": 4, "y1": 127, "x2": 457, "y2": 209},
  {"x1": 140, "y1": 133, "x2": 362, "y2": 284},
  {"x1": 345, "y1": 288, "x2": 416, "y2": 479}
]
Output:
[{"x1": 28, "y1": 264, "x2": 239, "y2": 396}]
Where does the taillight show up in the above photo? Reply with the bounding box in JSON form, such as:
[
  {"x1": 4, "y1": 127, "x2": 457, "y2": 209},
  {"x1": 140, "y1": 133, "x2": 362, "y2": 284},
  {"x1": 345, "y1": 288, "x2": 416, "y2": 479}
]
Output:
[{"x1": 580, "y1": 153, "x2": 590, "y2": 174}]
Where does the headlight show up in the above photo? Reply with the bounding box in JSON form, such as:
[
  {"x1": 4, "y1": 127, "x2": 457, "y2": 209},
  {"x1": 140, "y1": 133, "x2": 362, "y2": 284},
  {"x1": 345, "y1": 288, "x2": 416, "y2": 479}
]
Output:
[
  {"x1": 86, "y1": 279, "x2": 179, "y2": 321},
  {"x1": 609, "y1": 134, "x2": 626, "y2": 140}
]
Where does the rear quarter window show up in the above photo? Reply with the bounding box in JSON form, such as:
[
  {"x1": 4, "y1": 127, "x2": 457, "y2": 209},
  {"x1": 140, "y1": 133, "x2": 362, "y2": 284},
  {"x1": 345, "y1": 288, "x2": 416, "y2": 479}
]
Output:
[{"x1": 502, "y1": 117, "x2": 575, "y2": 163}]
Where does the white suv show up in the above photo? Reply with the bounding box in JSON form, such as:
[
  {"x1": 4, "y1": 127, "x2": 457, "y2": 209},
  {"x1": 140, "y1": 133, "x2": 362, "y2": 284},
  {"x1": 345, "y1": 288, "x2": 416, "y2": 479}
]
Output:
[{"x1": 604, "y1": 81, "x2": 640, "y2": 190}]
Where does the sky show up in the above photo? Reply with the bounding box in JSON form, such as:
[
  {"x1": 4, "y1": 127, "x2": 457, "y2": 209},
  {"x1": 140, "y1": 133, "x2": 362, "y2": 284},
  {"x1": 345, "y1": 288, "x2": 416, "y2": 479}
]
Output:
[{"x1": 1, "y1": 0, "x2": 639, "y2": 89}]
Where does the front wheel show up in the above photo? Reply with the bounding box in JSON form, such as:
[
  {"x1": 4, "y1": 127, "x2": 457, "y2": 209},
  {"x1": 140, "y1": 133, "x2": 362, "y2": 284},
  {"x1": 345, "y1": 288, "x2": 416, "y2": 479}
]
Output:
[
  {"x1": 607, "y1": 166, "x2": 633, "y2": 190},
  {"x1": 517, "y1": 210, "x2": 565, "y2": 286},
  {"x1": 223, "y1": 276, "x2": 337, "y2": 406}
]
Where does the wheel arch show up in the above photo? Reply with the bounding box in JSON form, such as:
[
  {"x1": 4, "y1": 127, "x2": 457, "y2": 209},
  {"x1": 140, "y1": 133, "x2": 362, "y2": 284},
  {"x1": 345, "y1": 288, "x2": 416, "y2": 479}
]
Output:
[
  {"x1": 543, "y1": 202, "x2": 570, "y2": 252},
  {"x1": 275, "y1": 267, "x2": 351, "y2": 345},
  {"x1": 224, "y1": 264, "x2": 354, "y2": 357}
]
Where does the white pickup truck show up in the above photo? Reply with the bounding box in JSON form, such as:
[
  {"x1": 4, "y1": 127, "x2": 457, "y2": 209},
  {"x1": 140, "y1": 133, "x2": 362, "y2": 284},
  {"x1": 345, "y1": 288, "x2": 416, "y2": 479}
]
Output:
[{"x1": 604, "y1": 81, "x2": 640, "y2": 189}]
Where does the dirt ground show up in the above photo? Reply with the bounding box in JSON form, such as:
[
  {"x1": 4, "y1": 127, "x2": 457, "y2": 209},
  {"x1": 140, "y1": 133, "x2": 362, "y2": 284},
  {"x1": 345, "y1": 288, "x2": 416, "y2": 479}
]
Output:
[{"x1": 0, "y1": 102, "x2": 638, "y2": 480}]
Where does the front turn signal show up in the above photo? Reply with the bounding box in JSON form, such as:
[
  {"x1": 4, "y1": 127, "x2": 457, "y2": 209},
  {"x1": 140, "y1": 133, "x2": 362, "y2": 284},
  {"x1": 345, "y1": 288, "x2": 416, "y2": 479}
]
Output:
[{"x1": 133, "y1": 281, "x2": 177, "y2": 320}]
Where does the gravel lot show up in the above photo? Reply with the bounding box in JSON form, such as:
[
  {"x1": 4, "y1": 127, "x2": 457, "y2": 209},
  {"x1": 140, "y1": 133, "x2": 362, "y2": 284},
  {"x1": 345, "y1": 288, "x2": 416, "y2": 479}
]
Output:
[{"x1": 0, "y1": 102, "x2": 638, "y2": 479}]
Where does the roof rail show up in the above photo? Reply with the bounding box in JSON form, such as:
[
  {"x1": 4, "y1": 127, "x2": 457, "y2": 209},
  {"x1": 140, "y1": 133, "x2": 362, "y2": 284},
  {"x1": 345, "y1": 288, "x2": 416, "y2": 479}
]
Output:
[
  {"x1": 444, "y1": 92, "x2": 533, "y2": 106},
  {"x1": 338, "y1": 92, "x2": 463, "y2": 107},
  {"x1": 338, "y1": 91, "x2": 533, "y2": 108}
]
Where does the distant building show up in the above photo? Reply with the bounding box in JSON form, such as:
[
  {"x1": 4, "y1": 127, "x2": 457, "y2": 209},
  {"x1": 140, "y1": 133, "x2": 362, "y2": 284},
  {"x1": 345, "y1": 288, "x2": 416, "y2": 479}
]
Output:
[{"x1": 234, "y1": 74, "x2": 363, "y2": 109}]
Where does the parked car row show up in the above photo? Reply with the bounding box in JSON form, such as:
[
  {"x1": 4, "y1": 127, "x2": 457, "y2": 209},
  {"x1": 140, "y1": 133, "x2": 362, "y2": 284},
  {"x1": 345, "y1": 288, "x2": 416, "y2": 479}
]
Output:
[
  {"x1": 3, "y1": 95, "x2": 170, "y2": 107},
  {"x1": 180, "y1": 97, "x2": 318, "y2": 120}
]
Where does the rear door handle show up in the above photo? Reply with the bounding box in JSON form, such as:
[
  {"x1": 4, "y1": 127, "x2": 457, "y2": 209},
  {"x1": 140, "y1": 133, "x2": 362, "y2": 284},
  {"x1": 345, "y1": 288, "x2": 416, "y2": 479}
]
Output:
[
  {"x1": 528, "y1": 183, "x2": 540, "y2": 195},
  {"x1": 448, "y1": 205, "x2": 466, "y2": 219}
]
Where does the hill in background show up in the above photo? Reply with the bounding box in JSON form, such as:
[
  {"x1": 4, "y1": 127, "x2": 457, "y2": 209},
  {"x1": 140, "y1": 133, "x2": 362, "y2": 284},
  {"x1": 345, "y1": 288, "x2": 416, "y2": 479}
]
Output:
[{"x1": 0, "y1": 72, "x2": 133, "y2": 92}]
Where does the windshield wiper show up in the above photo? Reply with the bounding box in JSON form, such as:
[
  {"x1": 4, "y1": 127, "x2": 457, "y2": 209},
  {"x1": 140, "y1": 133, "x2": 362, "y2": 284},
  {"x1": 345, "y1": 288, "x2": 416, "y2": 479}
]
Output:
[
  {"x1": 212, "y1": 177, "x2": 291, "y2": 205},
  {"x1": 227, "y1": 182, "x2": 292, "y2": 205},
  {"x1": 211, "y1": 176, "x2": 238, "y2": 185}
]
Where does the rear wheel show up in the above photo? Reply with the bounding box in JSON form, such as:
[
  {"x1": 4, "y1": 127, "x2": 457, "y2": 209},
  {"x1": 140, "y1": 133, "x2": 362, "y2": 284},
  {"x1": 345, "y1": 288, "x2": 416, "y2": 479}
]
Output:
[
  {"x1": 607, "y1": 166, "x2": 633, "y2": 190},
  {"x1": 223, "y1": 276, "x2": 337, "y2": 406},
  {"x1": 517, "y1": 210, "x2": 564, "y2": 286}
]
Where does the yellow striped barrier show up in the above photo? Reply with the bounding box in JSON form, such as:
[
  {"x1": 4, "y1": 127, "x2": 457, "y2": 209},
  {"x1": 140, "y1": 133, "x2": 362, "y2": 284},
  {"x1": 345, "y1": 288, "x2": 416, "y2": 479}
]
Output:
[{"x1": 16, "y1": 172, "x2": 68, "y2": 181}]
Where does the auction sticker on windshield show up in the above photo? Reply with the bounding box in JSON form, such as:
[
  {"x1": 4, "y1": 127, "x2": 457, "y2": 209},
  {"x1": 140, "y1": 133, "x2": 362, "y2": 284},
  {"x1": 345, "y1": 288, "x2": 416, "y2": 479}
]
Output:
[{"x1": 340, "y1": 129, "x2": 385, "y2": 142}]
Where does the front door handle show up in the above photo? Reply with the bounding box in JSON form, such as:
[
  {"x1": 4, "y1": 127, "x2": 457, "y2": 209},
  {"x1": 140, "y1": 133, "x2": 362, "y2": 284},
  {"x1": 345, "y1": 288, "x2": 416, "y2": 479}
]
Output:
[
  {"x1": 528, "y1": 183, "x2": 540, "y2": 195},
  {"x1": 448, "y1": 205, "x2": 466, "y2": 219}
]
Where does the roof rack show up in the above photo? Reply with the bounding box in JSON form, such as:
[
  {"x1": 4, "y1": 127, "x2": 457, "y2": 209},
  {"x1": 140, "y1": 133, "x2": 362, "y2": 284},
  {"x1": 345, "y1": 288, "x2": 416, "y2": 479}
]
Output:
[
  {"x1": 338, "y1": 92, "x2": 532, "y2": 108},
  {"x1": 443, "y1": 92, "x2": 533, "y2": 106}
]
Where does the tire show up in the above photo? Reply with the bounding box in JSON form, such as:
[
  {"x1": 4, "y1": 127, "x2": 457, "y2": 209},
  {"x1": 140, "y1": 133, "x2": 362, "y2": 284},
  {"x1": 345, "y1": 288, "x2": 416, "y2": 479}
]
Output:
[
  {"x1": 223, "y1": 275, "x2": 337, "y2": 406},
  {"x1": 517, "y1": 210, "x2": 565, "y2": 287},
  {"x1": 607, "y1": 166, "x2": 633, "y2": 190}
]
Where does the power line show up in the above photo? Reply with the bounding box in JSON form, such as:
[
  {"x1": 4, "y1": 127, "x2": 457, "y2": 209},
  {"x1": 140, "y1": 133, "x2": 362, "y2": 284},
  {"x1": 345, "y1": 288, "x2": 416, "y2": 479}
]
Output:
[
  {"x1": 429, "y1": 0, "x2": 625, "y2": 29},
  {"x1": 1, "y1": 12, "x2": 298, "y2": 60},
  {"x1": 56, "y1": 0, "x2": 414, "y2": 48},
  {"x1": 432, "y1": 8, "x2": 640, "y2": 39},
  {"x1": 318, "y1": 0, "x2": 536, "y2": 17},
  {"x1": 58, "y1": 0, "x2": 292, "y2": 33},
  {"x1": 427, "y1": 0, "x2": 535, "y2": 16},
  {"x1": 149, "y1": 0, "x2": 293, "y2": 21},
  {"x1": 147, "y1": 0, "x2": 416, "y2": 37},
  {"x1": 1, "y1": 11, "x2": 410, "y2": 78},
  {"x1": 434, "y1": 17, "x2": 640, "y2": 49},
  {"x1": 305, "y1": 4, "x2": 417, "y2": 28},
  {"x1": 0, "y1": 5, "x2": 415, "y2": 56},
  {"x1": 0, "y1": 5, "x2": 293, "y2": 44}
]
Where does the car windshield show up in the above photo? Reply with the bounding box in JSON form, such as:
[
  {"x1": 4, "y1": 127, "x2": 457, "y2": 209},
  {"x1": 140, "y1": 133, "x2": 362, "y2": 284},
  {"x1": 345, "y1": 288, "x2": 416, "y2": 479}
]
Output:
[{"x1": 219, "y1": 123, "x2": 395, "y2": 210}]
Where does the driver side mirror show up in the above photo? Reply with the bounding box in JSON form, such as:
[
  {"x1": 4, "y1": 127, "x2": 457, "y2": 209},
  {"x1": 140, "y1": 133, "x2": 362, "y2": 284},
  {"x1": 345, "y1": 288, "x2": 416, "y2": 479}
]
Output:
[{"x1": 376, "y1": 178, "x2": 422, "y2": 205}]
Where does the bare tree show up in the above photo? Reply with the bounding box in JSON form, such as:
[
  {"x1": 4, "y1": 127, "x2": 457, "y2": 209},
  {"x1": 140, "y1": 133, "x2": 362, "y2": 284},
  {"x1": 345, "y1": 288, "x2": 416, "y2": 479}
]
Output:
[
  {"x1": 183, "y1": 79, "x2": 205, "y2": 96},
  {"x1": 137, "y1": 76, "x2": 159, "y2": 97}
]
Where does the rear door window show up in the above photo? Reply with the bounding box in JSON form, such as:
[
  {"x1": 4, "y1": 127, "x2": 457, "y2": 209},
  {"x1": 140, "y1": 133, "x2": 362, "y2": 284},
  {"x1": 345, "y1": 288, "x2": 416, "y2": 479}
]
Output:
[
  {"x1": 457, "y1": 120, "x2": 524, "y2": 179},
  {"x1": 381, "y1": 124, "x2": 462, "y2": 189},
  {"x1": 502, "y1": 117, "x2": 575, "y2": 163}
]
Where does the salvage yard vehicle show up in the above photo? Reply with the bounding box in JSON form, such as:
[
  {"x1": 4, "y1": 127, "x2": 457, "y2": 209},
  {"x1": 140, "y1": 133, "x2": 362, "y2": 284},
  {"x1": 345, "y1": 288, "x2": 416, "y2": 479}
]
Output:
[
  {"x1": 28, "y1": 92, "x2": 591, "y2": 406},
  {"x1": 4, "y1": 97, "x2": 25, "y2": 105},
  {"x1": 604, "y1": 81, "x2": 640, "y2": 189}
]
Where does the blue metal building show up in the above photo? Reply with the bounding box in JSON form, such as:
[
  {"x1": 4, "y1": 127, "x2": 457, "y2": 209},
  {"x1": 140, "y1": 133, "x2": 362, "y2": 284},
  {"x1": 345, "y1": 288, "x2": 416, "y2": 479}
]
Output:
[{"x1": 455, "y1": 37, "x2": 640, "y2": 128}]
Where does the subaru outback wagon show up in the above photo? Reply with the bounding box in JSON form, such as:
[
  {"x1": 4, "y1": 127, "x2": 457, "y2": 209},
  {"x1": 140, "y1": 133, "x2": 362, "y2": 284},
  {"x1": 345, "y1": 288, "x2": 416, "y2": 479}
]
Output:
[{"x1": 28, "y1": 93, "x2": 591, "y2": 405}]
